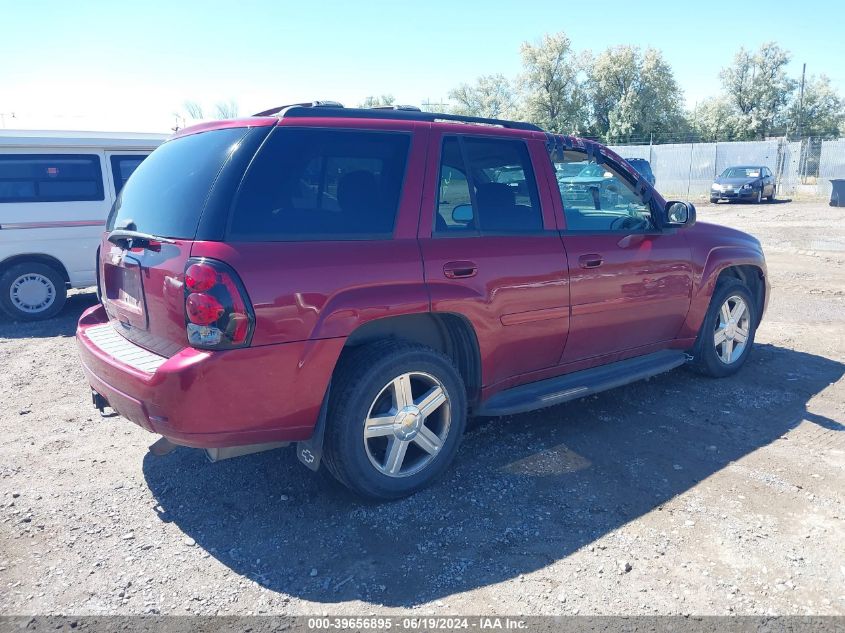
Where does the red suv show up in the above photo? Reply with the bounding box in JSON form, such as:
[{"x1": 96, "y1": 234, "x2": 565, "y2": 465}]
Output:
[{"x1": 76, "y1": 102, "x2": 769, "y2": 499}]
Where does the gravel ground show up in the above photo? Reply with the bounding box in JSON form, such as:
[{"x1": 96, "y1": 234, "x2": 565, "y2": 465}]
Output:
[{"x1": 1, "y1": 200, "x2": 844, "y2": 616}]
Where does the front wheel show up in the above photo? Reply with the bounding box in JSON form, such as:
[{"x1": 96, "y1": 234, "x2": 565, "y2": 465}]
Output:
[
  {"x1": 690, "y1": 278, "x2": 757, "y2": 377},
  {"x1": 323, "y1": 341, "x2": 467, "y2": 499},
  {"x1": 754, "y1": 189, "x2": 763, "y2": 204},
  {"x1": 0, "y1": 262, "x2": 67, "y2": 321}
]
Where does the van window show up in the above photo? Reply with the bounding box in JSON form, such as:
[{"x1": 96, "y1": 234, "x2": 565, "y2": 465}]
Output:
[
  {"x1": 0, "y1": 154, "x2": 103, "y2": 203},
  {"x1": 107, "y1": 128, "x2": 249, "y2": 238},
  {"x1": 109, "y1": 155, "x2": 148, "y2": 194},
  {"x1": 229, "y1": 128, "x2": 411, "y2": 240}
]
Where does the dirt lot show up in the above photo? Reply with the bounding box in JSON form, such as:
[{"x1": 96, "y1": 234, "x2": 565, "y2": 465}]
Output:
[{"x1": 1, "y1": 200, "x2": 843, "y2": 616}]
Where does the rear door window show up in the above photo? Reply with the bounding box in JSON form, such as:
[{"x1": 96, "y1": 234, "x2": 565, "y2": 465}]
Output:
[
  {"x1": 107, "y1": 128, "x2": 249, "y2": 238},
  {"x1": 0, "y1": 154, "x2": 103, "y2": 203},
  {"x1": 435, "y1": 136, "x2": 544, "y2": 235},
  {"x1": 109, "y1": 155, "x2": 148, "y2": 194},
  {"x1": 229, "y1": 128, "x2": 411, "y2": 240}
]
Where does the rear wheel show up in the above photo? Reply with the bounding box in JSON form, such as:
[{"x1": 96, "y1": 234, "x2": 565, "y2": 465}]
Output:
[
  {"x1": 0, "y1": 262, "x2": 67, "y2": 321},
  {"x1": 323, "y1": 340, "x2": 467, "y2": 500},
  {"x1": 690, "y1": 278, "x2": 757, "y2": 377}
]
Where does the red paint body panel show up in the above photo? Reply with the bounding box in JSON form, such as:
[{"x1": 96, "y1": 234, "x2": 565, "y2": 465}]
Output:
[
  {"x1": 77, "y1": 304, "x2": 342, "y2": 446},
  {"x1": 560, "y1": 231, "x2": 693, "y2": 362},
  {"x1": 76, "y1": 114, "x2": 769, "y2": 450},
  {"x1": 191, "y1": 239, "x2": 430, "y2": 345},
  {"x1": 172, "y1": 117, "x2": 278, "y2": 139}
]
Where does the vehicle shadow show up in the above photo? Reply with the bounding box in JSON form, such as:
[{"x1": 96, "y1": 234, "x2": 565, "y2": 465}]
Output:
[
  {"x1": 0, "y1": 291, "x2": 97, "y2": 339},
  {"x1": 142, "y1": 343, "x2": 843, "y2": 607}
]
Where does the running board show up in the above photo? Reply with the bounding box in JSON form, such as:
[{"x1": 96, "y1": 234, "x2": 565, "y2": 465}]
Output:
[{"x1": 475, "y1": 350, "x2": 687, "y2": 417}]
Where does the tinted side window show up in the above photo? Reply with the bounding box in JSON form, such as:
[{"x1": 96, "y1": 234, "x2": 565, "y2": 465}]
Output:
[
  {"x1": 435, "y1": 136, "x2": 543, "y2": 235},
  {"x1": 0, "y1": 154, "x2": 103, "y2": 203},
  {"x1": 553, "y1": 150, "x2": 655, "y2": 233},
  {"x1": 109, "y1": 155, "x2": 148, "y2": 194},
  {"x1": 435, "y1": 138, "x2": 475, "y2": 233},
  {"x1": 230, "y1": 128, "x2": 411, "y2": 241}
]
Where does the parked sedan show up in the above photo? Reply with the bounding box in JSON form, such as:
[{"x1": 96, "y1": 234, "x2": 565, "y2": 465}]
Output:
[{"x1": 711, "y1": 165, "x2": 776, "y2": 204}]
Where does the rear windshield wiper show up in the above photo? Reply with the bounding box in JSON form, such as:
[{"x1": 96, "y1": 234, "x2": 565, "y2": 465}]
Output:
[{"x1": 107, "y1": 229, "x2": 176, "y2": 249}]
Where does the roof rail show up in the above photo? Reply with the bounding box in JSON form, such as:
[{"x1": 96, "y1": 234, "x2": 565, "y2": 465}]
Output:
[
  {"x1": 252, "y1": 101, "x2": 344, "y2": 117},
  {"x1": 370, "y1": 104, "x2": 422, "y2": 112},
  {"x1": 265, "y1": 104, "x2": 542, "y2": 131}
]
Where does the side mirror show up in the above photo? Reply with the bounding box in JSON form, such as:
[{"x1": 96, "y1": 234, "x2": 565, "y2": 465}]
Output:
[
  {"x1": 664, "y1": 200, "x2": 696, "y2": 227},
  {"x1": 452, "y1": 204, "x2": 474, "y2": 225}
]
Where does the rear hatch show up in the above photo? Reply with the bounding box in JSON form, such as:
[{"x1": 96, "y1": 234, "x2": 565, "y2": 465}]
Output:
[{"x1": 100, "y1": 124, "x2": 271, "y2": 356}]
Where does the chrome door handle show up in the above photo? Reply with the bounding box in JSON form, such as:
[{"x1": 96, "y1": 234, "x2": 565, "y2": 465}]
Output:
[{"x1": 443, "y1": 261, "x2": 478, "y2": 279}]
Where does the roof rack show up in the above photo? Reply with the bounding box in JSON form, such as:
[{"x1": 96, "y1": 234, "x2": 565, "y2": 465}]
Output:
[
  {"x1": 252, "y1": 101, "x2": 344, "y2": 117},
  {"x1": 252, "y1": 101, "x2": 542, "y2": 131},
  {"x1": 370, "y1": 104, "x2": 422, "y2": 112}
]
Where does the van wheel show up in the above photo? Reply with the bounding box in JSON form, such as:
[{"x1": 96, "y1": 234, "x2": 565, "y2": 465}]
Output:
[
  {"x1": 690, "y1": 278, "x2": 757, "y2": 378},
  {"x1": 0, "y1": 262, "x2": 67, "y2": 321},
  {"x1": 323, "y1": 340, "x2": 467, "y2": 500}
]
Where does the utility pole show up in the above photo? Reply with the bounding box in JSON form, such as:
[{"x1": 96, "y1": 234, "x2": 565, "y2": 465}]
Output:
[{"x1": 797, "y1": 63, "x2": 806, "y2": 139}]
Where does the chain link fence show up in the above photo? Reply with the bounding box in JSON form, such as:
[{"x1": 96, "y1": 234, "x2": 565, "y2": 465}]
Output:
[{"x1": 608, "y1": 137, "x2": 845, "y2": 201}]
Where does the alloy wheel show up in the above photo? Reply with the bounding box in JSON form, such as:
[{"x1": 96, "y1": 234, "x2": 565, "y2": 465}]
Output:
[
  {"x1": 713, "y1": 295, "x2": 751, "y2": 364},
  {"x1": 362, "y1": 371, "x2": 451, "y2": 478}
]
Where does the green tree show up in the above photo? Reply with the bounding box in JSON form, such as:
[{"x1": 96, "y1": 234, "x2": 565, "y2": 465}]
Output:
[
  {"x1": 783, "y1": 74, "x2": 845, "y2": 137},
  {"x1": 448, "y1": 74, "x2": 518, "y2": 119},
  {"x1": 519, "y1": 32, "x2": 587, "y2": 133},
  {"x1": 719, "y1": 42, "x2": 796, "y2": 138},
  {"x1": 358, "y1": 95, "x2": 396, "y2": 108},
  {"x1": 690, "y1": 96, "x2": 740, "y2": 141},
  {"x1": 586, "y1": 45, "x2": 686, "y2": 141}
]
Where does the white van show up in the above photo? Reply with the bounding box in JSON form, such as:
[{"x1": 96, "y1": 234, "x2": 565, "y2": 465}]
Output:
[{"x1": 0, "y1": 130, "x2": 165, "y2": 320}]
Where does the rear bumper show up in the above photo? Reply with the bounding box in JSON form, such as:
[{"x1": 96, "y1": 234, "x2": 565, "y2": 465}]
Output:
[{"x1": 76, "y1": 304, "x2": 343, "y2": 448}]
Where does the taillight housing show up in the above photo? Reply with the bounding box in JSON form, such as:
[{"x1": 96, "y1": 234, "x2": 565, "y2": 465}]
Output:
[{"x1": 183, "y1": 258, "x2": 254, "y2": 350}]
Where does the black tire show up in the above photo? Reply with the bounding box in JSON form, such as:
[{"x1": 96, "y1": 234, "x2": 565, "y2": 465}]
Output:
[
  {"x1": 690, "y1": 278, "x2": 757, "y2": 378},
  {"x1": 754, "y1": 188, "x2": 763, "y2": 204},
  {"x1": 710, "y1": 197, "x2": 719, "y2": 204},
  {"x1": 0, "y1": 262, "x2": 67, "y2": 321},
  {"x1": 323, "y1": 340, "x2": 467, "y2": 500},
  {"x1": 767, "y1": 187, "x2": 775, "y2": 202}
]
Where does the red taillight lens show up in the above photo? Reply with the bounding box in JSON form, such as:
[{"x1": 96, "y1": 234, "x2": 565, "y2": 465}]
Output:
[
  {"x1": 185, "y1": 292, "x2": 224, "y2": 325},
  {"x1": 183, "y1": 258, "x2": 254, "y2": 350},
  {"x1": 185, "y1": 263, "x2": 217, "y2": 292}
]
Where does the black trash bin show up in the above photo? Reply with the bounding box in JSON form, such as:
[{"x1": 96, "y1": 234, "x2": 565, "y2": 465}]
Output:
[{"x1": 831, "y1": 179, "x2": 845, "y2": 207}]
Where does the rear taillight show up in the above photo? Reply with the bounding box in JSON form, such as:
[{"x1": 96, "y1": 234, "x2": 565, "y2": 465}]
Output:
[{"x1": 183, "y1": 258, "x2": 254, "y2": 350}]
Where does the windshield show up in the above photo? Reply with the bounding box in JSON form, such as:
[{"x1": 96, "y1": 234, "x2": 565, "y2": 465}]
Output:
[
  {"x1": 721, "y1": 167, "x2": 762, "y2": 179},
  {"x1": 107, "y1": 128, "x2": 248, "y2": 238}
]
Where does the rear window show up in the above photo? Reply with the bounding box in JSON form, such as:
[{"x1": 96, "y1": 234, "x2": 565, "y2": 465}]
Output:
[
  {"x1": 107, "y1": 128, "x2": 248, "y2": 238},
  {"x1": 229, "y1": 128, "x2": 411, "y2": 240},
  {"x1": 0, "y1": 154, "x2": 103, "y2": 203}
]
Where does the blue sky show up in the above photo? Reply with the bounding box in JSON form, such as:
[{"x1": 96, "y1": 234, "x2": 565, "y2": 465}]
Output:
[{"x1": 1, "y1": 0, "x2": 843, "y2": 132}]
